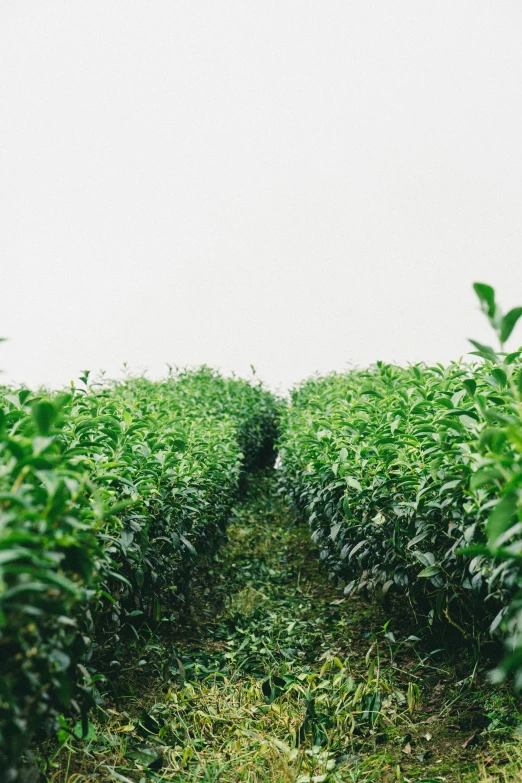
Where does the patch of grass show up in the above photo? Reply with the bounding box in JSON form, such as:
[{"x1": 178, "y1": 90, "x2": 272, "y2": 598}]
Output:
[{"x1": 40, "y1": 469, "x2": 522, "y2": 783}]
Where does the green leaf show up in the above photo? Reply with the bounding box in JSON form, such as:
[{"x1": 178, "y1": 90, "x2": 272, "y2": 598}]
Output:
[
  {"x1": 417, "y1": 565, "x2": 441, "y2": 578},
  {"x1": 415, "y1": 779, "x2": 448, "y2": 783},
  {"x1": 479, "y1": 427, "x2": 507, "y2": 454},
  {"x1": 18, "y1": 390, "x2": 31, "y2": 405},
  {"x1": 491, "y1": 368, "x2": 508, "y2": 387},
  {"x1": 106, "y1": 499, "x2": 134, "y2": 517},
  {"x1": 73, "y1": 719, "x2": 96, "y2": 741},
  {"x1": 487, "y1": 493, "x2": 519, "y2": 551},
  {"x1": 470, "y1": 467, "x2": 504, "y2": 490},
  {"x1": 181, "y1": 535, "x2": 197, "y2": 555},
  {"x1": 105, "y1": 770, "x2": 135, "y2": 783},
  {"x1": 365, "y1": 692, "x2": 381, "y2": 727},
  {"x1": 0, "y1": 548, "x2": 32, "y2": 565},
  {"x1": 500, "y1": 307, "x2": 522, "y2": 344},
  {"x1": 468, "y1": 340, "x2": 498, "y2": 363},
  {"x1": 330, "y1": 523, "x2": 342, "y2": 541},
  {"x1": 473, "y1": 282, "x2": 496, "y2": 319},
  {"x1": 32, "y1": 400, "x2": 57, "y2": 435},
  {"x1": 107, "y1": 570, "x2": 132, "y2": 587}
]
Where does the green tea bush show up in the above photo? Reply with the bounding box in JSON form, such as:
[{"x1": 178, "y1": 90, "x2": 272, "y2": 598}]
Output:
[
  {"x1": 464, "y1": 286, "x2": 522, "y2": 686},
  {"x1": 279, "y1": 285, "x2": 522, "y2": 668},
  {"x1": 0, "y1": 369, "x2": 280, "y2": 774}
]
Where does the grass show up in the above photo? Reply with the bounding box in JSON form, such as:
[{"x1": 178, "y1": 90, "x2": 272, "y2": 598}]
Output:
[{"x1": 39, "y1": 469, "x2": 522, "y2": 783}]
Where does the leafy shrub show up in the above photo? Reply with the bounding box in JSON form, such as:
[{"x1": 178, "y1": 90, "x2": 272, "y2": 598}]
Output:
[
  {"x1": 278, "y1": 285, "x2": 522, "y2": 666},
  {"x1": 464, "y1": 285, "x2": 522, "y2": 686},
  {"x1": 0, "y1": 369, "x2": 280, "y2": 774}
]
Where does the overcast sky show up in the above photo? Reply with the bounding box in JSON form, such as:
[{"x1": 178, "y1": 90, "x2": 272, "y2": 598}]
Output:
[{"x1": 2, "y1": 2, "x2": 522, "y2": 392}]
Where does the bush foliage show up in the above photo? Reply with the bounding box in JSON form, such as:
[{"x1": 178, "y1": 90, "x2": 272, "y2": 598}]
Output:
[
  {"x1": 0, "y1": 368, "x2": 279, "y2": 771},
  {"x1": 279, "y1": 285, "x2": 522, "y2": 681}
]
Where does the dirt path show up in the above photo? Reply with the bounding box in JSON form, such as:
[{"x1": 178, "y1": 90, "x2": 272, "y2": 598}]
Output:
[{"x1": 45, "y1": 470, "x2": 520, "y2": 782}]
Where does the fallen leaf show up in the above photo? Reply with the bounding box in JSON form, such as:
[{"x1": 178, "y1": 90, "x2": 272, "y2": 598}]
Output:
[
  {"x1": 423, "y1": 732, "x2": 433, "y2": 741},
  {"x1": 402, "y1": 743, "x2": 412, "y2": 754},
  {"x1": 462, "y1": 733, "x2": 477, "y2": 749}
]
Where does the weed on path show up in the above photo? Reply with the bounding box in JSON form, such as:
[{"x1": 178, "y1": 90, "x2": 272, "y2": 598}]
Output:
[{"x1": 43, "y1": 470, "x2": 522, "y2": 782}]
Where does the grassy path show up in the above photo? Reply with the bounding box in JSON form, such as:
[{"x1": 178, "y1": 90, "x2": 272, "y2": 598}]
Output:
[{"x1": 45, "y1": 470, "x2": 521, "y2": 782}]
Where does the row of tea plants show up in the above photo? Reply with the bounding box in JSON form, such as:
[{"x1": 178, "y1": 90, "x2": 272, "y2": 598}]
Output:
[
  {"x1": 0, "y1": 367, "x2": 279, "y2": 775},
  {"x1": 279, "y1": 284, "x2": 522, "y2": 685}
]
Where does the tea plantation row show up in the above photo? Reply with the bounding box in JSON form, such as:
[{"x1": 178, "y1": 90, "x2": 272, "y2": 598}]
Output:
[
  {"x1": 278, "y1": 284, "x2": 522, "y2": 688},
  {"x1": 0, "y1": 368, "x2": 279, "y2": 773},
  {"x1": 3, "y1": 283, "x2": 522, "y2": 777}
]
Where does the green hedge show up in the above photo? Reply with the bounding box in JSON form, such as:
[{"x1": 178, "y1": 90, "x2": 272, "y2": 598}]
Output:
[
  {"x1": 279, "y1": 285, "x2": 522, "y2": 681},
  {"x1": 0, "y1": 368, "x2": 280, "y2": 773},
  {"x1": 279, "y1": 363, "x2": 505, "y2": 624}
]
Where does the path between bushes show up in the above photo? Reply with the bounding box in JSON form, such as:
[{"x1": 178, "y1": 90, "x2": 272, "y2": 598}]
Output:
[{"x1": 45, "y1": 469, "x2": 520, "y2": 783}]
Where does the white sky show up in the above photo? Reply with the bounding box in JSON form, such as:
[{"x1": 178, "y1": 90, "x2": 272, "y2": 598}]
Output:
[{"x1": 2, "y1": 2, "x2": 522, "y2": 393}]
